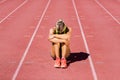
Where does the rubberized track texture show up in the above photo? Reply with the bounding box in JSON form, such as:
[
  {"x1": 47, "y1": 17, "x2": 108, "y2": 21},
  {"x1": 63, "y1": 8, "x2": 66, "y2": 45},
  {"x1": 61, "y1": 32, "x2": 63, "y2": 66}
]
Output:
[{"x1": 0, "y1": 0, "x2": 120, "y2": 80}]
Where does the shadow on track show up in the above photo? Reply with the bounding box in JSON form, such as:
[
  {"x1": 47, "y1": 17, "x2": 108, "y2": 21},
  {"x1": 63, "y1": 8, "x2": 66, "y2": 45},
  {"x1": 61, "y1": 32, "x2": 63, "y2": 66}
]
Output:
[{"x1": 67, "y1": 52, "x2": 90, "y2": 65}]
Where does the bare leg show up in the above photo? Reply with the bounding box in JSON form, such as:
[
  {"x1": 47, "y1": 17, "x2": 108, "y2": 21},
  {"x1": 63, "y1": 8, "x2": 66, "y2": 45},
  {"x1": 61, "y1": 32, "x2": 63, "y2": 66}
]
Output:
[
  {"x1": 60, "y1": 43, "x2": 70, "y2": 68},
  {"x1": 61, "y1": 43, "x2": 70, "y2": 58},
  {"x1": 50, "y1": 44, "x2": 56, "y2": 60},
  {"x1": 51, "y1": 43, "x2": 60, "y2": 59},
  {"x1": 51, "y1": 43, "x2": 61, "y2": 68},
  {"x1": 54, "y1": 43, "x2": 60, "y2": 58}
]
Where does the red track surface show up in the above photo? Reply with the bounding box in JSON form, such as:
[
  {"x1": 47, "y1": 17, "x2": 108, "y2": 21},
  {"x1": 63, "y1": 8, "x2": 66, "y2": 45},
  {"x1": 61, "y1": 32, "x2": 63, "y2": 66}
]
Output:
[{"x1": 0, "y1": 0, "x2": 120, "y2": 80}]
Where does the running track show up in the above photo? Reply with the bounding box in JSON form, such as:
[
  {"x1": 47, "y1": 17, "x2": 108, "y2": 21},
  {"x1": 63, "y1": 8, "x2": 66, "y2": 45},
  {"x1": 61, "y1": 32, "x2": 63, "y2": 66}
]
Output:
[{"x1": 0, "y1": 0, "x2": 120, "y2": 80}]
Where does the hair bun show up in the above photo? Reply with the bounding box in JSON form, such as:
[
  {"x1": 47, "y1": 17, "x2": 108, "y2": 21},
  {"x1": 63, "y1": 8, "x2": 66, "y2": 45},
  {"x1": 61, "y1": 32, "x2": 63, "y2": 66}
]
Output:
[{"x1": 56, "y1": 19, "x2": 64, "y2": 24}]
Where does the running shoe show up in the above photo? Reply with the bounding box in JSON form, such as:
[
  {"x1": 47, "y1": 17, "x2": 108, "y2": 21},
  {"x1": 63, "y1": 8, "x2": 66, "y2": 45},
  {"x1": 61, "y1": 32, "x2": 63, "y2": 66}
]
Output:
[
  {"x1": 61, "y1": 58, "x2": 67, "y2": 68},
  {"x1": 54, "y1": 58, "x2": 61, "y2": 68}
]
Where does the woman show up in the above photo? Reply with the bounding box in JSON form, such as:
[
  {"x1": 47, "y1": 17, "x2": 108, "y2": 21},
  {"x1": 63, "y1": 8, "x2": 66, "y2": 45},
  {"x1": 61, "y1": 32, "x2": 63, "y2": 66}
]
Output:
[{"x1": 48, "y1": 19, "x2": 72, "y2": 68}]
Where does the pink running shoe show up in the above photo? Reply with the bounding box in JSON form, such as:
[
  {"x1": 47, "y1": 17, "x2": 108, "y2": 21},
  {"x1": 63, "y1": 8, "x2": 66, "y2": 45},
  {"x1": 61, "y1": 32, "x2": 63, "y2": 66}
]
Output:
[
  {"x1": 54, "y1": 58, "x2": 61, "y2": 68},
  {"x1": 61, "y1": 58, "x2": 67, "y2": 68}
]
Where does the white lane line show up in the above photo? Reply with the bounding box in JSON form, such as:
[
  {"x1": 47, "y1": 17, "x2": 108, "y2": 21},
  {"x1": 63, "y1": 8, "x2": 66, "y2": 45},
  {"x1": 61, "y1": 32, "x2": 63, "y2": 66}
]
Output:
[
  {"x1": 72, "y1": 0, "x2": 98, "y2": 80},
  {"x1": 94, "y1": 0, "x2": 120, "y2": 25},
  {"x1": 12, "y1": 0, "x2": 51, "y2": 80},
  {"x1": 0, "y1": 0, "x2": 28, "y2": 24}
]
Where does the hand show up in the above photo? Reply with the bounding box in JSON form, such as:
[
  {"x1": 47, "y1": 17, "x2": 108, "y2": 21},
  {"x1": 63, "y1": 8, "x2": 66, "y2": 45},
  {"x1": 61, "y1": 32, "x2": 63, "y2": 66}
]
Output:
[{"x1": 49, "y1": 35, "x2": 55, "y2": 39}]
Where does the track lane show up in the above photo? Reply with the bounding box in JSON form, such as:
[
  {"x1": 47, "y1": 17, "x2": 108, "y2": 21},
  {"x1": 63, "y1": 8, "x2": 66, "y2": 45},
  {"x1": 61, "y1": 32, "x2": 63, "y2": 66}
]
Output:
[
  {"x1": 0, "y1": 0, "x2": 27, "y2": 23},
  {"x1": 0, "y1": 0, "x2": 48, "y2": 79},
  {"x1": 12, "y1": 0, "x2": 51, "y2": 80},
  {"x1": 72, "y1": 0, "x2": 98, "y2": 80},
  {"x1": 94, "y1": 0, "x2": 120, "y2": 24},
  {"x1": 1, "y1": 0, "x2": 119, "y2": 80},
  {"x1": 74, "y1": 0, "x2": 120, "y2": 80},
  {"x1": 16, "y1": 0, "x2": 93, "y2": 80}
]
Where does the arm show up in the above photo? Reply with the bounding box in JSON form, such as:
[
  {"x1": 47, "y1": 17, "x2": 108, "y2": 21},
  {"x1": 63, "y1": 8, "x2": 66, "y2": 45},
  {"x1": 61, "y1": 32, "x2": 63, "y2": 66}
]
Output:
[
  {"x1": 48, "y1": 28, "x2": 55, "y2": 40},
  {"x1": 49, "y1": 38, "x2": 66, "y2": 43},
  {"x1": 48, "y1": 28, "x2": 66, "y2": 43},
  {"x1": 53, "y1": 27, "x2": 72, "y2": 41},
  {"x1": 48, "y1": 27, "x2": 72, "y2": 45}
]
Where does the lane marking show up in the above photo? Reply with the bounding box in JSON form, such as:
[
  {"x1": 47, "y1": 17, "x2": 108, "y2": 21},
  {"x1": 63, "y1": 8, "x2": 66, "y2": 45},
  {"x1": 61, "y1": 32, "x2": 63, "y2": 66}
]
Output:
[
  {"x1": 12, "y1": 0, "x2": 51, "y2": 80},
  {"x1": 0, "y1": 0, "x2": 28, "y2": 24},
  {"x1": 94, "y1": 0, "x2": 120, "y2": 24},
  {"x1": 72, "y1": 0, "x2": 98, "y2": 80}
]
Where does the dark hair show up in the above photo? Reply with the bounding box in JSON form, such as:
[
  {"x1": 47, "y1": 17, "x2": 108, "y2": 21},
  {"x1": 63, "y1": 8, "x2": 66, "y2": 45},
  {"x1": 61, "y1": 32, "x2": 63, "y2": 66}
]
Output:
[
  {"x1": 57, "y1": 20, "x2": 65, "y2": 28},
  {"x1": 56, "y1": 20, "x2": 65, "y2": 33}
]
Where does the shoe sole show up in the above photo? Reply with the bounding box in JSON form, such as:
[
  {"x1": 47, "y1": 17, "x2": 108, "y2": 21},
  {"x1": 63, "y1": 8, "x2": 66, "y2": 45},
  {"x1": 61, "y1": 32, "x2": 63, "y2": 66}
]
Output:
[
  {"x1": 61, "y1": 66, "x2": 67, "y2": 69},
  {"x1": 54, "y1": 65, "x2": 61, "y2": 68}
]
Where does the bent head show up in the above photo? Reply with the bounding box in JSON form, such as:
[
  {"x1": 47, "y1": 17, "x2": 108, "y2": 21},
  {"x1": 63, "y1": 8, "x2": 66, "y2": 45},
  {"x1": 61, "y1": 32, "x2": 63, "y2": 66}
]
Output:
[{"x1": 56, "y1": 19, "x2": 65, "y2": 33}]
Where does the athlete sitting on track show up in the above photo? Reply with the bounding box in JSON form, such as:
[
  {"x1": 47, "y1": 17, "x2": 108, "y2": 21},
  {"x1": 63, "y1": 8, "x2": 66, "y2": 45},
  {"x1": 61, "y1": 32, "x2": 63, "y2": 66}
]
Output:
[{"x1": 48, "y1": 19, "x2": 72, "y2": 68}]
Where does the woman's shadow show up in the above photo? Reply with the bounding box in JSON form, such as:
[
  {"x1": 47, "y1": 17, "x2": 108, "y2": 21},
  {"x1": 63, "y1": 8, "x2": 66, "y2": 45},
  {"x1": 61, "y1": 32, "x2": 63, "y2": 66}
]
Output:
[{"x1": 67, "y1": 52, "x2": 90, "y2": 66}]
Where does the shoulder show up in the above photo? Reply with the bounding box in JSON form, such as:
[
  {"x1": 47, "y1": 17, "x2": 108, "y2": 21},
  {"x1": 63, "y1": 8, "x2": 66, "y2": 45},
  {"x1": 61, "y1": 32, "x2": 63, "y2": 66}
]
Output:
[
  {"x1": 49, "y1": 27, "x2": 56, "y2": 34},
  {"x1": 65, "y1": 26, "x2": 72, "y2": 35},
  {"x1": 67, "y1": 27, "x2": 72, "y2": 32},
  {"x1": 68, "y1": 27, "x2": 72, "y2": 30}
]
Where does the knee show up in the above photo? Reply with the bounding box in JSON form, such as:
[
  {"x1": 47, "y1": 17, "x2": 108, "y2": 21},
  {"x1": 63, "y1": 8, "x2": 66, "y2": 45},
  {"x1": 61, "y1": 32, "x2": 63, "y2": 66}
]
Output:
[
  {"x1": 53, "y1": 43, "x2": 60, "y2": 47},
  {"x1": 61, "y1": 43, "x2": 69, "y2": 48}
]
